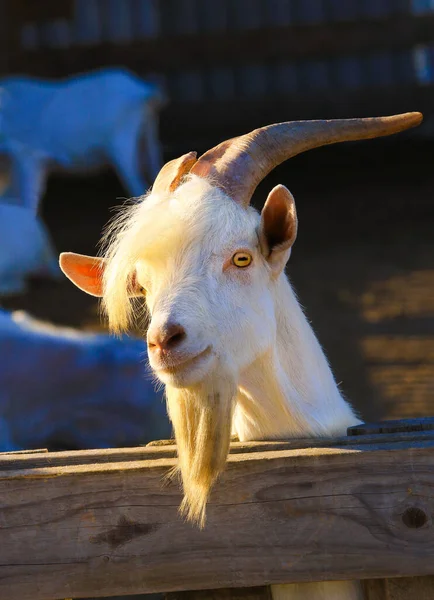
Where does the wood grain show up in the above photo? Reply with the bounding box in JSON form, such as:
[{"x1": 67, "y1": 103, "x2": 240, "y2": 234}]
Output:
[
  {"x1": 363, "y1": 579, "x2": 388, "y2": 600},
  {"x1": 386, "y1": 576, "x2": 434, "y2": 599},
  {"x1": 348, "y1": 417, "x2": 434, "y2": 436},
  {"x1": 1, "y1": 439, "x2": 434, "y2": 599},
  {"x1": 0, "y1": 448, "x2": 48, "y2": 456},
  {"x1": 166, "y1": 587, "x2": 272, "y2": 600},
  {"x1": 364, "y1": 576, "x2": 434, "y2": 600},
  {"x1": 2, "y1": 430, "x2": 434, "y2": 471},
  {"x1": 172, "y1": 579, "x2": 434, "y2": 600}
]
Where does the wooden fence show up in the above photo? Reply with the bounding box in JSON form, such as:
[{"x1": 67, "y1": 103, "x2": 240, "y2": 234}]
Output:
[
  {"x1": 1, "y1": 419, "x2": 434, "y2": 599},
  {"x1": 1, "y1": 0, "x2": 434, "y2": 151}
]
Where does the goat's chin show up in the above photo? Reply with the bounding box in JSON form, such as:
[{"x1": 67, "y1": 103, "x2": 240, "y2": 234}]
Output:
[{"x1": 153, "y1": 347, "x2": 215, "y2": 388}]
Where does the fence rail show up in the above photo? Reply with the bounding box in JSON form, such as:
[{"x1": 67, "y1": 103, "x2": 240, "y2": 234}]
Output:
[{"x1": 1, "y1": 430, "x2": 434, "y2": 599}]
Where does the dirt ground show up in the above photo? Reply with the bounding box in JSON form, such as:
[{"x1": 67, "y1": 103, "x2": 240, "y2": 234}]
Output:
[{"x1": 2, "y1": 138, "x2": 433, "y2": 424}]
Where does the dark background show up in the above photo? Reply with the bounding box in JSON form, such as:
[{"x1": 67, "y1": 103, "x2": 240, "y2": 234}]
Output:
[{"x1": 1, "y1": 0, "x2": 434, "y2": 423}]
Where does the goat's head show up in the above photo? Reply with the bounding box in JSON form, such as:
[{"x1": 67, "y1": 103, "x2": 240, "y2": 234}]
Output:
[{"x1": 60, "y1": 112, "x2": 422, "y2": 525}]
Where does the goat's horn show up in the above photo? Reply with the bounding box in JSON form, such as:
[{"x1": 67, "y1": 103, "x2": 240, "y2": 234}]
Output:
[
  {"x1": 190, "y1": 112, "x2": 423, "y2": 206},
  {"x1": 153, "y1": 151, "x2": 197, "y2": 194}
]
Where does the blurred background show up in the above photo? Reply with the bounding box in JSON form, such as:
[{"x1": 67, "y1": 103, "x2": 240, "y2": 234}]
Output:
[{"x1": 0, "y1": 0, "x2": 433, "y2": 454}]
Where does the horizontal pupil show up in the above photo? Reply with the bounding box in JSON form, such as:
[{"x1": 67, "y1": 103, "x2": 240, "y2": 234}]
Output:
[{"x1": 234, "y1": 253, "x2": 250, "y2": 266}]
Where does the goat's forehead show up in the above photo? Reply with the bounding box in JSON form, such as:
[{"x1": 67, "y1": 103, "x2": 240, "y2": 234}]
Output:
[
  {"x1": 173, "y1": 177, "x2": 258, "y2": 234},
  {"x1": 137, "y1": 177, "x2": 260, "y2": 263}
]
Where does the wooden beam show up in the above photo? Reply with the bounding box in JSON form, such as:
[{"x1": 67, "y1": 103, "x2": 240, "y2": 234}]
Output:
[
  {"x1": 5, "y1": 14, "x2": 434, "y2": 77},
  {"x1": 1, "y1": 436, "x2": 434, "y2": 599},
  {"x1": 1, "y1": 429, "x2": 434, "y2": 469}
]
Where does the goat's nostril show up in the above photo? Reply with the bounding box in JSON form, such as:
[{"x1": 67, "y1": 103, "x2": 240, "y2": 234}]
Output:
[
  {"x1": 165, "y1": 325, "x2": 186, "y2": 349},
  {"x1": 148, "y1": 322, "x2": 186, "y2": 352}
]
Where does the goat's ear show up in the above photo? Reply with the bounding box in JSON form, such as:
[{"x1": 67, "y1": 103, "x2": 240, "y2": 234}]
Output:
[
  {"x1": 259, "y1": 185, "x2": 298, "y2": 274},
  {"x1": 60, "y1": 252, "x2": 143, "y2": 298},
  {"x1": 59, "y1": 252, "x2": 105, "y2": 297}
]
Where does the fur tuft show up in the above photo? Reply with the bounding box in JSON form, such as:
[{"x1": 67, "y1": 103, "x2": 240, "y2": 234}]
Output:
[{"x1": 166, "y1": 361, "x2": 237, "y2": 527}]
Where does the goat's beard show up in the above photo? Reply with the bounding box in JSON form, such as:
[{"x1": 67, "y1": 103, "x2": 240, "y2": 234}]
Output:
[{"x1": 165, "y1": 363, "x2": 237, "y2": 528}]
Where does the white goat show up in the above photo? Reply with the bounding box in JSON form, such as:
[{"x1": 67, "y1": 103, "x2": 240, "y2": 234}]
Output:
[
  {"x1": 60, "y1": 112, "x2": 422, "y2": 600},
  {"x1": 0, "y1": 68, "x2": 165, "y2": 212},
  {"x1": 0, "y1": 203, "x2": 59, "y2": 294}
]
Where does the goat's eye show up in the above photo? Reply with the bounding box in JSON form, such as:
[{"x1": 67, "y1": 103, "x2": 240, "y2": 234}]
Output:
[{"x1": 232, "y1": 252, "x2": 252, "y2": 268}]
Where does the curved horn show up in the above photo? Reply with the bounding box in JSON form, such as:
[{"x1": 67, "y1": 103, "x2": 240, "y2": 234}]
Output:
[
  {"x1": 152, "y1": 151, "x2": 197, "y2": 194},
  {"x1": 190, "y1": 113, "x2": 423, "y2": 206}
]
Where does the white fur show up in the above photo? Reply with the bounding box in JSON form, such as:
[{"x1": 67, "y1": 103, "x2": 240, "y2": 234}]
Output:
[{"x1": 102, "y1": 174, "x2": 361, "y2": 599}]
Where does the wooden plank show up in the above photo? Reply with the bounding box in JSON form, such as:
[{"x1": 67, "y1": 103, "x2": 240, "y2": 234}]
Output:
[
  {"x1": 170, "y1": 578, "x2": 434, "y2": 600},
  {"x1": 172, "y1": 578, "x2": 434, "y2": 600},
  {"x1": 3, "y1": 429, "x2": 434, "y2": 471},
  {"x1": 348, "y1": 416, "x2": 434, "y2": 436},
  {"x1": 364, "y1": 576, "x2": 434, "y2": 599},
  {"x1": 387, "y1": 575, "x2": 434, "y2": 599},
  {"x1": 166, "y1": 587, "x2": 272, "y2": 600},
  {"x1": 0, "y1": 448, "x2": 48, "y2": 456},
  {"x1": 1, "y1": 440, "x2": 434, "y2": 599},
  {"x1": 363, "y1": 578, "x2": 388, "y2": 600},
  {"x1": 4, "y1": 14, "x2": 434, "y2": 77}
]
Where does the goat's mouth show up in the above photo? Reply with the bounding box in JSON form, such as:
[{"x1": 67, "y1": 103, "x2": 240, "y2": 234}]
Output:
[
  {"x1": 155, "y1": 346, "x2": 214, "y2": 385},
  {"x1": 160, "y1": 346, "x2": 213, "y2": 371}
]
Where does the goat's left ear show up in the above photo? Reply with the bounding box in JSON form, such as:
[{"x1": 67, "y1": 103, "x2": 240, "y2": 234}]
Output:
[{"x1": 259, "y1": 184, "x2": 297, "y2": 274}]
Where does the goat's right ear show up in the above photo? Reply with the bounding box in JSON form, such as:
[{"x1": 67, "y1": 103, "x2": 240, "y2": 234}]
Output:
[
  {"x1": 59, "y1": 252, "x2": 105, "y2": 297},
  {"x1": 259, "y1": 185, "x2": 298, "y2": 275}
]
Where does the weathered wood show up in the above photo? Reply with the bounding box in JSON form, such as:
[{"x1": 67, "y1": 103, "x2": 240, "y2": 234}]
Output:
[
  {"x1": 348, "y1": 417, "x2": 434, "y2": 436},
  {"x1": 364, "y1": 576, "x2": 434, "y2": 599},
  {"x1": 387, "y1": 575, "x2": 434, "y2": 599},
  {"x1": 2, "y1": 429, "x2": 434, "y2": 471},
  {"x1": 166, "y1": 587, "x2": 272, "y2": 600},
  {"x1": 1, "y1": 438, "x2": 434, "y2": 599},
  {"x1": 0, "y1": 448, "x2": 48, "y2": 455},
  {"x1": 170, "y1": 579, "x2": 434, "y2": 600},
  {"x1": 169, "y1": 578, "x2": 434, "y2": 600},
  {"x1": 363, "y1": 579, "x2": 388, "y2": 600}
]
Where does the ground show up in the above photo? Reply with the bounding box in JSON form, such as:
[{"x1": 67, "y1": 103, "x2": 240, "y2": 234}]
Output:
[{"x1": 2, "y1": 138, "x2": 433, "y2": 424}]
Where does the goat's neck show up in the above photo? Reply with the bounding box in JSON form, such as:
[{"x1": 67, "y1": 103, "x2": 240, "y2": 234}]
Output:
[{"x1": 234, "y1": 275, "x2": 357, "y2": 442}]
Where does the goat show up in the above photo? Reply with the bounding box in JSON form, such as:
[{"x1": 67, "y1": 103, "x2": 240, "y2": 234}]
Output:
[
  {"x1": 60, "y1": 112, "x2": 422, "y2": 600},
  {"x1": 0, "y1": 203, "x2": 59, "y2": 294},
  {"x1": 0, "y1": 309, "x2": 169, "y2": 451},
  {"x1": 0, "y1": 68, "x2": 165, "y2": 212}
]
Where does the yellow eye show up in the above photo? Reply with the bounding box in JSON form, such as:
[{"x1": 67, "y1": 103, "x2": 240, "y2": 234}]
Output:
[{"x1": 232, "y1": 252, "x2": 252, "y2": 268}]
